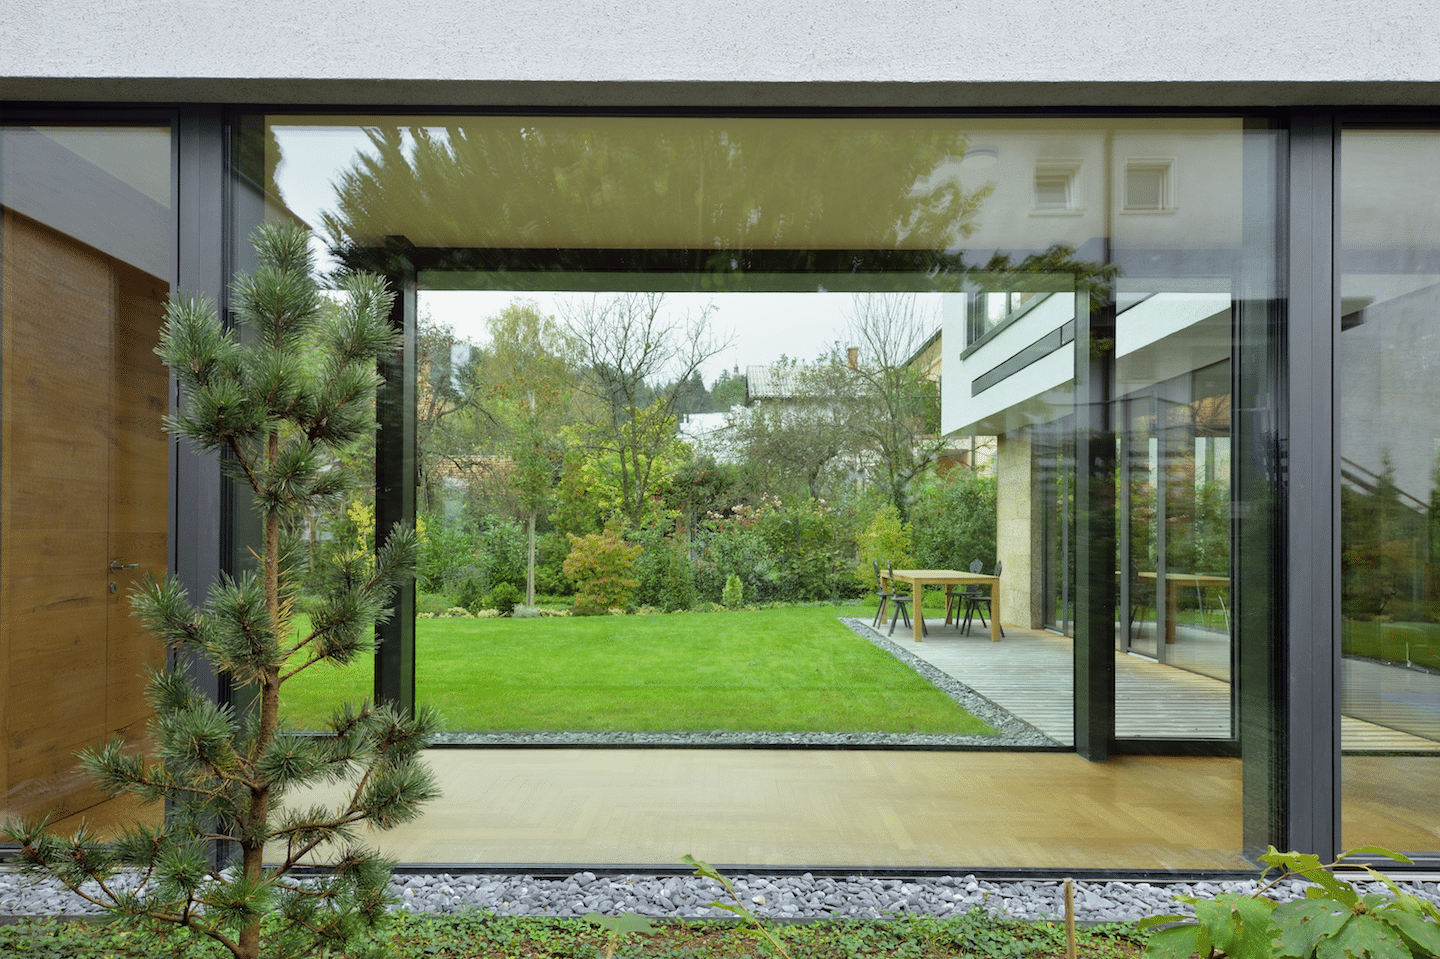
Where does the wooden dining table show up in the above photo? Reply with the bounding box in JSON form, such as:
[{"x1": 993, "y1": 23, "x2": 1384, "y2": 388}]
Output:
[
  {"x1": 878, "y1": 569, "x2": 1003, "y2": 643},
  {"x1": 1136, "y1": 571, "x2": 1229, "y2": 645}
]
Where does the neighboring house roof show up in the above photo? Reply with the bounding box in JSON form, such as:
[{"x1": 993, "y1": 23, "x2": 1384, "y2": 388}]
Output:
[{"x1": 744, "y1": 364, "x2": 810, "y2": 402}]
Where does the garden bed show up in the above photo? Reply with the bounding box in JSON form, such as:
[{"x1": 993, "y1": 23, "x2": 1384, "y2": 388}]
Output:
[{"x1": 0, "y1": 909, "x2": 1148, "y2": 958}]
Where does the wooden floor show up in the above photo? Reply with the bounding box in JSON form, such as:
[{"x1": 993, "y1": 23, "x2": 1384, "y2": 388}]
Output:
[
  {"x1": 1343, "y1": 755, "x2": 1440, "y2": 853},
  {"x1": 47, "y1": 748, "x2": 1440, "y2": 871},
  {"x1": 896, "y1": 620, "x2": 1439, "y2": 751},
  {"x1": 267, "y1": 749, "x2": 1251, "y2": 870}
]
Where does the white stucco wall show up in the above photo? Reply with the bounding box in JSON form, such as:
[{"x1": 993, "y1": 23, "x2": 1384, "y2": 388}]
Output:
[{"x1": 4, "y1": 0, "x2": 1440, "y2": 104}]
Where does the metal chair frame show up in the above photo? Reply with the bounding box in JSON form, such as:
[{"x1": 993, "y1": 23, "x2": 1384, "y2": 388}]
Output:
[
  {"x1": 960, "y1": 560, "x2": 1004, "y2": 637},
  {"x1": 887, "y1": 563, "x2": 926, "y2": 637}
]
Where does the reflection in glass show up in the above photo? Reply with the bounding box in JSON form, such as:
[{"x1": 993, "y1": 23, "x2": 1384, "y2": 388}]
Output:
[
  {"x1": 1, "y1": 124, "x2": 172, "y2": 825},
  {"x1": 1339, "y1": 126, "x2": 1440, "y2": 856}
]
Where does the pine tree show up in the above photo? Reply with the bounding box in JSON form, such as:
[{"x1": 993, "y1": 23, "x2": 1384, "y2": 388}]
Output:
[{"x1": 3, "y1": 223, "x2": 438, "y2": 959}]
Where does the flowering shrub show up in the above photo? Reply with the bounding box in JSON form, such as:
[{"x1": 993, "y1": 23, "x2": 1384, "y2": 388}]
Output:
[{"x1": 697, "y1": 494, "x2": 853, "y2": 603}]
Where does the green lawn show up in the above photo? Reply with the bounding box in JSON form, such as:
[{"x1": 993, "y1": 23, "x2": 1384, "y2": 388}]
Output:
[
  {"x1": 281, "y1": 606, "x2": 994, "y2": 735},
  {"x1": 1343, "y1": 618, "x2": 1440, "y2": 671}
]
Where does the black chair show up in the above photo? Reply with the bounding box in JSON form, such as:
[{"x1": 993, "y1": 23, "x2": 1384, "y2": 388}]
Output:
[
  {"x1": 887, "y1": 563, "x2": 926, "y2": 637},
  {"x1": 871, "y1": 560, "x2": 896, "y2": 629},
  {"x1": 961, "y1": 560, "x2": 1004, "y2": 637},
  {"x1": 946, "y1": 559, "x2": 985, "y2": 625}
]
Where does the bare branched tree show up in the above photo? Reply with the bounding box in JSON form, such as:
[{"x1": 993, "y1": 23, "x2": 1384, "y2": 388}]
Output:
[
  {"x1": 729, "y1": 359, "x2": 857, "y2": 500},
  {"x1": 563, "y1": 293, "x2": 733, "y2": 524},
  {"x1": 842, "y1": 293, "x2": 945, "y2": 517}
]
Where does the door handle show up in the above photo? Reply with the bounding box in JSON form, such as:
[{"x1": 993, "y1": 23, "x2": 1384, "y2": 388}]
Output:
[{"x1": 109, "y1": 560, "x2": 140, "y2": 571}]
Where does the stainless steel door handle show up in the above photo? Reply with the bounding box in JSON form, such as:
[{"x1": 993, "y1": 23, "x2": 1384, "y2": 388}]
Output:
[{"x1": 109, "y1": 559, "x2": 140, "y2": 570}]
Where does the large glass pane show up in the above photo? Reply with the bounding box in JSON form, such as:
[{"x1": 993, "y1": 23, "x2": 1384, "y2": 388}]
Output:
[
  {"x1": 0, "y1": 123, "x2": 173, "y2": 830},
  {"x1": 1339, "y1": 126, "x2": 1440, "y2": 857},
  {"x1": 236, "y1": 114, "x2": 1278, "y2": 870}
]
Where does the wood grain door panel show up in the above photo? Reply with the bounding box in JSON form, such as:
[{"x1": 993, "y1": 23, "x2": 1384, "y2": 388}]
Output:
[{"x1": 2, "y1": 207, "x2": 169, "y2": 819}]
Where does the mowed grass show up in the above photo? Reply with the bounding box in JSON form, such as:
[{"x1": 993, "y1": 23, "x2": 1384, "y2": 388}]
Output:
[
  {"x1": 1343, "y1": 618, "x2": 1440, "y2": 671},
  {"x1": 281, "y1": 606, "x2": 995, "y2": 735}
]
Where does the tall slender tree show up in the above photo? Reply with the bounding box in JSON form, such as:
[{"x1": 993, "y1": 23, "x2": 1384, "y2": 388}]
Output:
[{"x1": 4, "y1": 223, "x2": 438, "y2": 959}]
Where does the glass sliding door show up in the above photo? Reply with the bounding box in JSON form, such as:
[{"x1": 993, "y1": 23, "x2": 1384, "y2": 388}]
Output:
[{"x1": 1338, "y1": 124, "x2": 1440, "y2": 857}]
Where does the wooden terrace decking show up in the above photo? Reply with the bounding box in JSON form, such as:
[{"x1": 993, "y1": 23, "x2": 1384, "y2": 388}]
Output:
[{"x1": 886, "y1": 618, "x2": 1438, "y2": 751}]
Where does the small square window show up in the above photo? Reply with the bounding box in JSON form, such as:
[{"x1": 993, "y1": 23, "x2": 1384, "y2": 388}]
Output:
[
  {"x1": 1032, "y1": 159, "x2": 1083, "y2": 214},
  {"x1": 1123, "y1": 159, "x2": 1174, "y2": 212},
  {"x1": 1034, "y1": 173, "x2": 1072, "y2": 209}
]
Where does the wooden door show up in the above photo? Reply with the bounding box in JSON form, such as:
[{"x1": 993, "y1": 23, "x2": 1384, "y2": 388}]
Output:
[{"x1": 1, "y1": 208, "x2": 169, "y2": 820}]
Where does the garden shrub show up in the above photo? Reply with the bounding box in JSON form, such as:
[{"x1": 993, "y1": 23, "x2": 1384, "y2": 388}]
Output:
[
  {"x1": 911, "y1": 467, "x2": 998, "y2": 571},
  {"x1": 694, "y1": 517, "x2": 772, "y2": 603},
  {"x1": 475, "y1": 513, "x2": 528, "y2": 591},
  {"x1": 537, "y1": 531, "x2": 575, "y2": 597},
  {"x1": 482, "y1": 581, "x2": 522, "y2": 615},
  {"x1": 695, "y1": 495, "x2": 852, "y2": 603},
  {"x1": 416, "y1": 511, "x2": 483, "y2": 593},
  {"x1": 722, "y1": 573, "x2": 744, "y2": 608},
  {"x1": 855, "y1": 503, "x2": 915, "y2": 590},
  {"x1": 563, "y1": 527, "x2": 642, "y2": 614},
  {"x1": 632, "y1": 525, "x2": 698, "y2": 612},
  {"x1": 456, "y1": 575, "x2": 484, "y2": 613},
  {"x1": 416, "y1": 591, "x2": 455, "y2": 616},
  {"x1": 752, "y1": 495, "x2": 852, "y2": 602}
]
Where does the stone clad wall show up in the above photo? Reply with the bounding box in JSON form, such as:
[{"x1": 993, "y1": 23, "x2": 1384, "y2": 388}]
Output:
[{"x1": 995, "y1": 430, "x2": 1043, "y2": 630}]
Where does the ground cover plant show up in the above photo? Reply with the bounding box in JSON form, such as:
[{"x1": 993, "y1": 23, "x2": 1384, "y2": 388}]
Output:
[
  {"x1": 1140, "y1": 846, "x2": 1440, "y2": 959},
  {"x1": 281, "y1": 606, "x2": 995, "y2": 735},
  {"x1": 0, "y1": 908, "x2": 1148, "y2": 959}
]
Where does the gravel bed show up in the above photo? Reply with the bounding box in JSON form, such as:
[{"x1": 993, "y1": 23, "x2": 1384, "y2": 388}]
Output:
[
  {"x1": 432, "y1": 617, "x2": 1055, "y2": 749},
  {"x1": 4, "y1": 867, "x2": 1438, "y2": 924}
]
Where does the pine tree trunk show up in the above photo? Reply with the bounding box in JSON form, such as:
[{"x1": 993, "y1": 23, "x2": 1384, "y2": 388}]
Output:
[{"x1": 239, "y1": 438, "x2": 284, "y2": 959}]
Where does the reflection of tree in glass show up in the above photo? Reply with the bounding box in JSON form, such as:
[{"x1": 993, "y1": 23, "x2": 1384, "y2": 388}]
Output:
[
  {"x1": 1343, "y1": 451, "x2": 1428, "y2": 621},
  {"x1": 317, "y1": 119, "x2": 994, "y2": 274},
  {"x1": 974, "y1": 243, "x2": 1122, "y2": 314}
]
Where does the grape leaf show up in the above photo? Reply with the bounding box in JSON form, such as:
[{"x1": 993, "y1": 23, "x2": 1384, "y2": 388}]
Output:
[
  {"x1": 1315, "y1": 914, "x2": 1414, "y2": 959},
  {"x1": 1196, "y1": 894, "x2": 1277, "y2": 959},
  {"x1": 1380, "y1": 910, "x2": 1440, "y2": 958},
  {"x1": 1272, "y1": 899, "x2": 1351, "y2": 957},
  {"x1": 1144, "y1": 923, "x2": 1213, "y2": 959}
]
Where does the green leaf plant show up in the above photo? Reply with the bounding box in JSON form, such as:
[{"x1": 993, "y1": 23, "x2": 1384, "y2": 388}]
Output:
[
  {"x1": 683, "y1": 854, "x2": 795, "y2": 959},
  {"x1": 1140, "y1": 846, "x2": 1440, "y2": 959},
  {"x1": 2, "y1": 223, "x2": 439, "y2": 959},
  {"x1": 583, "y1": 911, "x2": 659, "y2": 958}
]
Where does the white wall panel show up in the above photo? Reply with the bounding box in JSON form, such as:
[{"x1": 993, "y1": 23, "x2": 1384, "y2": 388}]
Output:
[{"x1": 4, "y1": 0, "x2": 1440, "y2": 104}]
